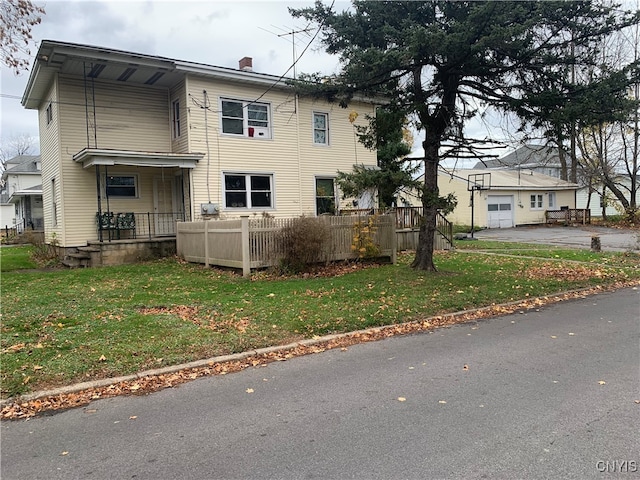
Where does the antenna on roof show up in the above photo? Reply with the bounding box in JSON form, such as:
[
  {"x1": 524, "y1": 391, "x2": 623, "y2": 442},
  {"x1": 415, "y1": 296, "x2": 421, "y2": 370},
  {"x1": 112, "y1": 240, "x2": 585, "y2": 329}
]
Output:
[{"x1": 261, "y1": 23, "x2": 313, "y2": 78}]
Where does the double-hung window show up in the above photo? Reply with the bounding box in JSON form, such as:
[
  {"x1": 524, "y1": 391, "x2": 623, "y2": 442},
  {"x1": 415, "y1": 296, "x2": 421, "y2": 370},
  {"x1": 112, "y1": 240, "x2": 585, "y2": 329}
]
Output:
[
  {"x1": 313, "y1": 112, "x2": 329, "y2": 145},
  {"x1": 46, "y1": 103, "x2": 53, "y2": 125},
  {"x1": 548, "y1": 192, "x2": 556, "y2": 209},
  {"x1": 316, "y1": 178, "x2": 336, "y2": 215},
  {"x1": 221, "y1": 99, "x2": 271, "y2": 138},
  {"x1": 224, "y1": 173, "x2": 273, "y2": 209},
  {"x1": 172, "y1": 99, "x2": 181, "y2": 138},
  {"x1": 530, "y1": 194, "x2": 543, "y2": 209}
]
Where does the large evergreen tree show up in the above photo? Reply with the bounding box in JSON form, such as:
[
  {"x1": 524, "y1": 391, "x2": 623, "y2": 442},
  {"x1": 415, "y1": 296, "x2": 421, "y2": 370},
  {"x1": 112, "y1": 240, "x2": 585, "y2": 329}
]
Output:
[
  {"x1": 291, "y1": 0, "x2": 638, "y2": 271},
  {"x1": 336, "y1": 107, "x2": 417, "y2": 209}
]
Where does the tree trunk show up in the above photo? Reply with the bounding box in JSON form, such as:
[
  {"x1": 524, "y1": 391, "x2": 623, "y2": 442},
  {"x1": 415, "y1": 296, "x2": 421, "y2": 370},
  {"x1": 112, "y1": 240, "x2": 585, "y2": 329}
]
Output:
[{"x1": 411, "y1": 143, "x2": 439, "y2": 272}]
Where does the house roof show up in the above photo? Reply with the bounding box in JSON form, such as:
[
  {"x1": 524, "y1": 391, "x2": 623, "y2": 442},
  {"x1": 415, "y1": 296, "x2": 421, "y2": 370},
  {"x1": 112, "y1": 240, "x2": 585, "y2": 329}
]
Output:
[
  {"x1": 473, "y1": 144, "x2": 561, "y2": 169},
  {"x1": 1, "y1": 155, "x2": 41, "y2": 181},
  {"x1": 439, "y1": 169, "x2": 578, "y2": 191},
  {"x1": 22, "y1": 40, "x2": 380, "y2": 110}
]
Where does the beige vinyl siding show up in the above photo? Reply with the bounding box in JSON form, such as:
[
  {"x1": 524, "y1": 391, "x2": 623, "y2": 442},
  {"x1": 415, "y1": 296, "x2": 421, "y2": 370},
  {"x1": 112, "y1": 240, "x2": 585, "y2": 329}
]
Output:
[
  {"x1": 186, "y1": 74, "x2": 377, "y2": 218},
  {"x1": 437, "y1": 177, "x2": 576, "y2": 227},
  {"x1": 298, "y1": 99, "x2": 376, "y2": 215},
  {"x1": 55, "y1": 75, "x2": 173, "y2": 245},
  {"x1": 38, "y1": 77, "x2": 64, "y2": 244}
]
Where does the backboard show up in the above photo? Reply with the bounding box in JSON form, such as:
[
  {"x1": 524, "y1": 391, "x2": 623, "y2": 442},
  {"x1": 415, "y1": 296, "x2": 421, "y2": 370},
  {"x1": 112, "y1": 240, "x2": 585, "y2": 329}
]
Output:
[{"x1": 467, "y1": 173, "x2": 491, "y2": 192}]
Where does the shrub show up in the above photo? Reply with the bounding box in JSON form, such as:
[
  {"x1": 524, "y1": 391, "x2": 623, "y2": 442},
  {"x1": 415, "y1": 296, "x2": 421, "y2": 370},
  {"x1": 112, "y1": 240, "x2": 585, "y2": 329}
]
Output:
[
  {"x1": 29, "y1": 233, "x2": 61, "y2": 268},
  {"x1": 351, "y1": 216, "x2": 380, "y2": 259},
  {"x1": 273, "y1": 217, "x2": 331, "y2": 273}
]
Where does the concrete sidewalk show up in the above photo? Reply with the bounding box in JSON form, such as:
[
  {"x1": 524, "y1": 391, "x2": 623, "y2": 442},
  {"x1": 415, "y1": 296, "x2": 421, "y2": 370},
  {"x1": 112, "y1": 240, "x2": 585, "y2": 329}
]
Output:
[{"x1": 472, "y1": 225, "x2": 640, "y2": 252}]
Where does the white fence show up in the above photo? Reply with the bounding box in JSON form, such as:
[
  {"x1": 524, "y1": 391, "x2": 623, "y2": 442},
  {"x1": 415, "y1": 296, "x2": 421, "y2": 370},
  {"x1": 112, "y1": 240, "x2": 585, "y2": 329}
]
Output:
[{"x1": 177, "y1": 215, "x2": 397, "y2": 277}]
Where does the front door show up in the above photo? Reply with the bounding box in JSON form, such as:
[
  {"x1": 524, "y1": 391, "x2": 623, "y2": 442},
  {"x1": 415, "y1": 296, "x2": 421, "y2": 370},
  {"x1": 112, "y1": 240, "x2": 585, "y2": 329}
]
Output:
[
  {"x1": 487, "y1": 195, "x2": 514, "y2": 228},
  {"x1": 153, "y1": 176, "x2": 176, "y2": 235}
]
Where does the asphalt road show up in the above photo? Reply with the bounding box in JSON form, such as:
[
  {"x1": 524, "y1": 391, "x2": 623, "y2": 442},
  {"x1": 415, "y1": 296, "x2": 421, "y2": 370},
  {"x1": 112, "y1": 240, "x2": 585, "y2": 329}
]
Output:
[{"x1": 2, "y1": 287, "x2": 639, "y2": 480}]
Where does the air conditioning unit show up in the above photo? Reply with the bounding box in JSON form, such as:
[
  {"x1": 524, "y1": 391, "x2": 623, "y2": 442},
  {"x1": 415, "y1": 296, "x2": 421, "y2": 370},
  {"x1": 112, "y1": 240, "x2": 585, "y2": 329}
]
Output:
[
  {"x1": 248, "y1": 126, "x2": 271, "y2": 139},
  {"x1": 201, "y1": 203, "x2": 219, "y2": 215}
]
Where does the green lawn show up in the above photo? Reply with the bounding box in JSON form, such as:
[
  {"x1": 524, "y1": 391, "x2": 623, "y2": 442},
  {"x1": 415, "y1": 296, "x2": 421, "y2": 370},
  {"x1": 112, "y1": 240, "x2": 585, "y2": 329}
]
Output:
[
  {"x1": 1, "y1": 246, "x2": 639, "y2": 399},
  {"x1": 0, "y1": 246, "x2": 37, "y2": 272}
]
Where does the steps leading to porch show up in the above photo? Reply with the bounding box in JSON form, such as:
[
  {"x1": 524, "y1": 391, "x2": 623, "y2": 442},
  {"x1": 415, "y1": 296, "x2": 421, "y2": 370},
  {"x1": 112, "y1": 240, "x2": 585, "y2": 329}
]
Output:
[{"x1": 62, "y1": 246, "x2": 101, "y2": 268}]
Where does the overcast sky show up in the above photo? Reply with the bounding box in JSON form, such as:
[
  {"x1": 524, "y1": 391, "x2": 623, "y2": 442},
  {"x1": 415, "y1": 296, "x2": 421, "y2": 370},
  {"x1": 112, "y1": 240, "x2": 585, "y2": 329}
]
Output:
[
  {"x1": 1, "y1": 0, "x2": 514, "y2": 164},
  {"x1": 1, "y1": 1, "x2": 352, "y2": 146}
]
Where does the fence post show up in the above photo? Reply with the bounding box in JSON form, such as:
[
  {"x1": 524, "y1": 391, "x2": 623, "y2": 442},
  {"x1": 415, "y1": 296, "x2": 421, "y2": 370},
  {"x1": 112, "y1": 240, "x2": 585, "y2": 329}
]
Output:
[
  {"x1": 389, "y1": 215, "x2": 397, "y2": 264},
  {"x1": 241, "y1": 215, "x2": 250, "y2": 278},
  {"x1": 204, "y1": 220, "x2": 209, "y2": 268}
]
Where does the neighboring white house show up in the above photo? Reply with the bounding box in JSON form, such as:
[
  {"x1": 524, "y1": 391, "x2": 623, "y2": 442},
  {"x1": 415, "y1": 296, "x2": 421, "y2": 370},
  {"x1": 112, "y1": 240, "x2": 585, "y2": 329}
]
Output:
[
  {"x1": 399, "y1": 169, "x2": 579, "y2": 228},
  {"x1": 0, "y1": 155, "x2": 43, "y2": 231},
  {"x1": 21, "y1": 40, "x2": 379, "y2": 253}
]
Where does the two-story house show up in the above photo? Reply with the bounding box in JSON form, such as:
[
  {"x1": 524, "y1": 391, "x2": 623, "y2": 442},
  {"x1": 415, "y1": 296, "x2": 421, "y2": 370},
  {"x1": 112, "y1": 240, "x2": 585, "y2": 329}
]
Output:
[
  {"x1": 0, "y1": 155, "x2": 43, "y2": 232},
  {"x1": 21, "y1": 40, "x2": 378, "y2": 260}
]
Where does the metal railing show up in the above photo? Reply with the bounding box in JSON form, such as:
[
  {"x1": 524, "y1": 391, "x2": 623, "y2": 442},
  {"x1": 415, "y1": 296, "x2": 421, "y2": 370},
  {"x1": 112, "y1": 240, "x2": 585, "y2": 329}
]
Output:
[{"x1": 97, "y1": 211, "x2": 186, "y2": 241}]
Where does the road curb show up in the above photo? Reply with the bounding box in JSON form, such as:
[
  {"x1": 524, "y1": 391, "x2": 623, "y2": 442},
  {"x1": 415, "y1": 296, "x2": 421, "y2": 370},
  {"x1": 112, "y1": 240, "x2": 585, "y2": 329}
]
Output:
[{"x1": 2, "y1": 282, "x2": 638, "y2": 408}]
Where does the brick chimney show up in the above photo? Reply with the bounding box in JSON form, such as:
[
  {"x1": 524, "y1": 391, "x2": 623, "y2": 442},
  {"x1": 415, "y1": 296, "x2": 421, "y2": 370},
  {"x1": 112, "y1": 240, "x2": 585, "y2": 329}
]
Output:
[{"x1": 239, "y1": 57, "x2": 253, "y2": 72}]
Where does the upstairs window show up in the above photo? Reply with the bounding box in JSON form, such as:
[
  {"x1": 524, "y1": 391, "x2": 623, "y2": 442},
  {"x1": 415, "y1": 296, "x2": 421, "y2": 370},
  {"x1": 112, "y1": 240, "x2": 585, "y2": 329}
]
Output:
[
  {"x1": 46, "y1": 103, "x2": 53, "y2": 125},
  {"x1": 221, "y1": 99, "x2": 271, "y2": 138},
  {"x1": 172, "y1": 99, "x2": 181, "y2": 138},
  {"x1": 313, "y1": 112, "x2": 329, "y2": 145}
]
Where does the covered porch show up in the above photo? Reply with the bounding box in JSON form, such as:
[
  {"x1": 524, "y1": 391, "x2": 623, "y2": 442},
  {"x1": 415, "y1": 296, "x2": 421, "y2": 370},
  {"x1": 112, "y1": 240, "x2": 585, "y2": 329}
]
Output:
[{"x1": 73, "y1": 148, "x2": 203, "y2": 242}]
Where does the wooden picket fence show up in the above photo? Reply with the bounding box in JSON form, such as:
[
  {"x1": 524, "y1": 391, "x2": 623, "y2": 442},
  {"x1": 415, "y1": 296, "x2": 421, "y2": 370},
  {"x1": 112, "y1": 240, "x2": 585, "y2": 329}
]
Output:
[{"x1": 177, "y1": 215, "x2": 396, "y2": 277}]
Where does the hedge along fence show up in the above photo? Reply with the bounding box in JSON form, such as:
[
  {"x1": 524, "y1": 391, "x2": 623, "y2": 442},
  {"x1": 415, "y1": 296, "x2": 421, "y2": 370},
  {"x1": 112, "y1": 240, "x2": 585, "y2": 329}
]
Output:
[{"x1": 176, "y1": 215, "x2": 397, "y2": 277}]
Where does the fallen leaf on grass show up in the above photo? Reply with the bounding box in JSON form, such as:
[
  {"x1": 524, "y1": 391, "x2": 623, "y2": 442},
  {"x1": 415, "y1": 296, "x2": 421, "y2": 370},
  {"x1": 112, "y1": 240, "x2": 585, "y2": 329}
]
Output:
[
  {"x1": 33, "y1": 365, "x2": 43, "y2": 371},
  {"x1": 4, "y1": 343, "x2": 25, "y2": 353},
  {"x1": 99, "y1": 355, "x2": 107, "y2": 362}
]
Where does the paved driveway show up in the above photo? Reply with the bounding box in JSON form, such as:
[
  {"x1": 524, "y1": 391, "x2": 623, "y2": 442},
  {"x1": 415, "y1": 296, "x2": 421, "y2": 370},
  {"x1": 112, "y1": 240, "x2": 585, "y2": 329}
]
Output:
[{"x1": 472, "y1": 225, "x2": 640, "y2": 252}]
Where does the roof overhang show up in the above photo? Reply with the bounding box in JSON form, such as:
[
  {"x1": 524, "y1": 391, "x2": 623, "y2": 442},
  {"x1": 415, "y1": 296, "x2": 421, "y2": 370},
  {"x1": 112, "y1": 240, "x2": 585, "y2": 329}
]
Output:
[
  {"x1": 9, "y1": 187, "x2": 43, "y2": 203},
  {"x1": 73, "y1": 149, "x2": 203, "y2": 169}
]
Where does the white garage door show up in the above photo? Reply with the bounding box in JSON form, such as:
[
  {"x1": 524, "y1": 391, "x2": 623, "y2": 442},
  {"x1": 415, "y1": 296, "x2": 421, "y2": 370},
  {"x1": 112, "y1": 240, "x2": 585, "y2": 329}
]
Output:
[{"x1": 487, "y1": 195, "x2": 514, "y2": 228}]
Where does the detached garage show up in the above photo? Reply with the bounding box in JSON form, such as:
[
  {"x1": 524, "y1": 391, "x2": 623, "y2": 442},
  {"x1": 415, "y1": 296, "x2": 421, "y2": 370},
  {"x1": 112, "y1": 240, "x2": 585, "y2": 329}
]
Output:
[{"x1": 399, "y1": 169, "x2": 579, "y2": 229}]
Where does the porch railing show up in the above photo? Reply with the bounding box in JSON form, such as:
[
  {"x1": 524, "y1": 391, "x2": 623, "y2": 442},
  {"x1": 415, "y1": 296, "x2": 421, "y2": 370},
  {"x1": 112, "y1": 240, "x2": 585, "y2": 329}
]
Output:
[
  {"x1": 97, "y1": 212, "x2": 186, "y2": 241},
  {"x1": 545, "y1": 209, "x2": 591, "y2": 225},
  {"x1": 340, "y1": 206, "x2": 454, "y2": 250}
]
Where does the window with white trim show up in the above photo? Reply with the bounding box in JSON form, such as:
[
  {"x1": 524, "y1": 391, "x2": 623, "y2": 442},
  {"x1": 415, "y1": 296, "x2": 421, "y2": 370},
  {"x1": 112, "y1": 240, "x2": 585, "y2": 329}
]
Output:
[
  {"x1": 313, "y1": 112, "x2": 329, "y2": 145},
  {"x1": 548, "y1": 192, "x2": 556, "y2": 209},
  {"x1": 221, "y1": 99, "x2": 271, "y2": 138},
  {"x1": 316, "y1": 178, "x2": 336, "y2": 215},
  {"x1": 224, "y1": 173, "x2": 273, "y2": 208},
  {"x1": 106, "y1": 174, "x2": 138, "y2": 198},
  {"x1": 530, "y1": 194, "x2": 543, "y2": 209},
  {"x1": 172, "y1": 99, "x2": 181, "y2": 138},
  {"x1": 51, "y1": 178, "x2": 58, "y2": 227}
]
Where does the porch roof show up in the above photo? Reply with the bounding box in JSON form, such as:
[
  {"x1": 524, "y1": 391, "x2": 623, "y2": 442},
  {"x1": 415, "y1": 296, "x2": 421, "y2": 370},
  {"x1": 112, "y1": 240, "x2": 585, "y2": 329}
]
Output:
[
  {"x1": 9, "y1": 185, "x2": 43, "y2": 203},
  {"x1": 73, "y1": 149, "x2": 203, "y2": 169}
]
